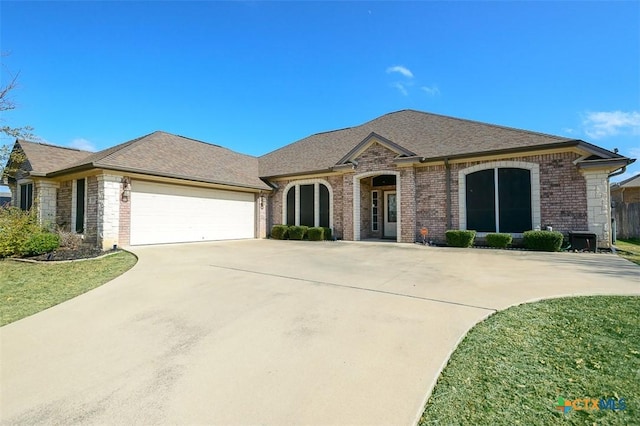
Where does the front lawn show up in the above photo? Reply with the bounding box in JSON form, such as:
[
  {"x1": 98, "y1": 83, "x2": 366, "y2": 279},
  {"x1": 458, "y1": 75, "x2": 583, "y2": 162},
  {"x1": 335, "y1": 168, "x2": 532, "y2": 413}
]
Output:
[
  {"x1": 615, "y1": 238, "x2": 640, "y2": 266},
  {"x1": 420, "y1": 296, "x2": 639, "y2": 425},
  {"x1": 0, "y1": 251, "x2": 137, "y2": 326}
]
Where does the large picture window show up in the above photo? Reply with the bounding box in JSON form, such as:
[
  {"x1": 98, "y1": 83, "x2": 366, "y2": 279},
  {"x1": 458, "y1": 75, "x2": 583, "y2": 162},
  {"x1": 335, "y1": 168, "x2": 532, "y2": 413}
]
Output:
[
  {"x1": 466, "y1": 168, "x2": 532, "y2": 233},
  {"x1": 284, "y1": 181, "x2": 331, "y2": 228}
]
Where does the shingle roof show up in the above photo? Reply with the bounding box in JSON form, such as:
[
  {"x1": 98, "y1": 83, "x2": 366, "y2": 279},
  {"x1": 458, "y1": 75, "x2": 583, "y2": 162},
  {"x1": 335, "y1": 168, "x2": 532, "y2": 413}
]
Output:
[
  {"x1": 52, "y1": 131, "x2": 270, "y2": 191},
  {"x1": 15, "y1": 140, "x2": 92, "y2": 175},
  {"x1": 612, "y1": 173, "x2": 640, "y2": 188},
  {"x1": 259, "y1": 109, "x2": 581, "y2": 177}
]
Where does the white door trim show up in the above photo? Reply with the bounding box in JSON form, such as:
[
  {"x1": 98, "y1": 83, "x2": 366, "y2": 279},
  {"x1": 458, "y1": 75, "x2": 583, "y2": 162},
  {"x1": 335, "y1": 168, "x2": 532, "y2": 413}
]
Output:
[{"x1": 353, "y1": 171, "x2": 401, "y2": 242}]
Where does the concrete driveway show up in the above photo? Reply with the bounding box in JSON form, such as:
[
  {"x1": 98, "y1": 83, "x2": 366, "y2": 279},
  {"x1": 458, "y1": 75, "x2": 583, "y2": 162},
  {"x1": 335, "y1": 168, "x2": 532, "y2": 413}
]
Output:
[{"x1": 1, "y1": 240, "x2": 639, "y2": 425}]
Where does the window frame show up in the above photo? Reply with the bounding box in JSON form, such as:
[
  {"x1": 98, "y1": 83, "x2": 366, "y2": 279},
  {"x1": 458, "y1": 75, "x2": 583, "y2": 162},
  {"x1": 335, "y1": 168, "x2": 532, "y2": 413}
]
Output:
[
  {"x1": 371, "y1": 190, "x2": 379, "y2": 231},
  {"x1": 19, "y1": 182, "x2": 34, "y2": 211},
  {"x1": 459, "y1": 161, "x2": 540, "y2": 236},
  {"x1": 72, "y1": 178, "x2": 88, "y2": 234},
  {"x1": 282, "y1": 179, "x2": 333, "y2": 229}
]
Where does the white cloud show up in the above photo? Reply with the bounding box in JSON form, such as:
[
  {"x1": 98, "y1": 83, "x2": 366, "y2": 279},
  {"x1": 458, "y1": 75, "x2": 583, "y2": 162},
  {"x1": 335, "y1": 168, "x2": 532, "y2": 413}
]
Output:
[
  {"x1": 386, "y1": 65, "x2": 414, "y2": 78},
  {"x1": 69, "y1": 138, "x2": 97, "y2": 152},
  {"x1": 391, "y1": 82, "x2": 408, "y2": 96},
  {"x1": 421, "y1": 85, "x2": 440, "y2": 96},
  {"x1": 582, "y1": 110, "x2": 640, "y2": 139}
]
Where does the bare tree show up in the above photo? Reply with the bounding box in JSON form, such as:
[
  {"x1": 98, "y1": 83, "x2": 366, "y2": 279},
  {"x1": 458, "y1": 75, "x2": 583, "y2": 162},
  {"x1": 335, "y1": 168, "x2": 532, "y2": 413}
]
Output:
[{"x1": 1, "y1": 54, "x2": 34, "y2": 179}]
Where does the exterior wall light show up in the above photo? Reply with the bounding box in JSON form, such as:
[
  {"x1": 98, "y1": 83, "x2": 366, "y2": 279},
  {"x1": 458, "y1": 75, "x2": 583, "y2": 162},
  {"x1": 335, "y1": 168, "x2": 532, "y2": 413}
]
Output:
[{"x1": 121, "y1": 177, "x2": 131, "y2": 202}]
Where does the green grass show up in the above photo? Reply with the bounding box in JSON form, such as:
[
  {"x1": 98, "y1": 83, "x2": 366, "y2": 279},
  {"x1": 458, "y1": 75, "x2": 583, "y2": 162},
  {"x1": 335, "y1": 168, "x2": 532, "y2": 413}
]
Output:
[
  {"x1": 420, "y1": 296, "x2": 640, "y2": 425},
  {"x1": 0, "y1": 251, "x2": 137, "y2": 326},
  {"x1": 615, "y1": 238, "x2": 640, "y2": 266}
]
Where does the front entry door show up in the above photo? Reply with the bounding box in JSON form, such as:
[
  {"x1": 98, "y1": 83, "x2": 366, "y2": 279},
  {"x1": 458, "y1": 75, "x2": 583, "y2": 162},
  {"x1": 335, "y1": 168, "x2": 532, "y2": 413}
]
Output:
[{"x1": 384, "y1": 191, "x2": 397, "y2": 238}]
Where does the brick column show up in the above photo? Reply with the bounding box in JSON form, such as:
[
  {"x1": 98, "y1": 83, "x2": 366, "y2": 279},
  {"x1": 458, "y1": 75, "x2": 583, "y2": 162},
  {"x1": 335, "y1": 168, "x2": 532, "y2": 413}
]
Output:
[
  {"x1": 257, "y1": 193, "x2": 268, "y2": 239},
  {"x1": 97, "y1": 174, "x2": 123, "y2": 250},
  {"x1": 582, "y1": 170, "x2": 611, "y2": 248},
  {"x1": 343, "y1": 173, "x2": 354, "y2": 240},
  {"x1": 400, "y1": 167, "x2": 416, "y2": 243},
  {"x1": 35, "y1": 180, "x2": 59, "y2": 229}
]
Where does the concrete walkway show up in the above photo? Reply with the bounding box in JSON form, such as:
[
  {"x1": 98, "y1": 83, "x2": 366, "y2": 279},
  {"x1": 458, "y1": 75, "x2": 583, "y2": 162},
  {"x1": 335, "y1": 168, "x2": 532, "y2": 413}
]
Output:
[{"x1": 1, "y1": 240, "x2": 638, "y2": 425}]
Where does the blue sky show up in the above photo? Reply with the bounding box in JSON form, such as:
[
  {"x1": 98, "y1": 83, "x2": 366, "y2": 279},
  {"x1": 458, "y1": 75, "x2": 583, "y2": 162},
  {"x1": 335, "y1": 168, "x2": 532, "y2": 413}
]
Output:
[{"x1": 1, "y1": 1, "x2": 639, "y2": 181}]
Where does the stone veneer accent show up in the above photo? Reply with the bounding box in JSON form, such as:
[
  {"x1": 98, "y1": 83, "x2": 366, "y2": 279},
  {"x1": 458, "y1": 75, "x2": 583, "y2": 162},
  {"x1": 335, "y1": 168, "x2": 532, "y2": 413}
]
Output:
[
  {"x1": 35, "y1": 180, "x2": 59, "y2": 229},
  {"x1": 582, "y1": 170, "x2": 612, "y2": 247},
  {"x1": 97, "y1": 174, "x2": 122, "y2": 250}
]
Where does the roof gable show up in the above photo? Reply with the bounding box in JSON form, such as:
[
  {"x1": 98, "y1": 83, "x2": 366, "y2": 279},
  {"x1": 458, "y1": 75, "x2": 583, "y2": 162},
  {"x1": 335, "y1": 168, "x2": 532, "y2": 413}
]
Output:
[
  {"x1": 7, "y1": 140, "x2": 92, "y2": 177},
  {"x1": 336, "y1": 132, "x2": 416, "y2": 166}
]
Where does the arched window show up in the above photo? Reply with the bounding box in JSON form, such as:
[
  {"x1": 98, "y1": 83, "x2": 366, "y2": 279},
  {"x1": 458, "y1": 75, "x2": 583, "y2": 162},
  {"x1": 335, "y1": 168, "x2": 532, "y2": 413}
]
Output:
[{"x1": 284, "y1": 181, "x2": 332, "y2": 228}]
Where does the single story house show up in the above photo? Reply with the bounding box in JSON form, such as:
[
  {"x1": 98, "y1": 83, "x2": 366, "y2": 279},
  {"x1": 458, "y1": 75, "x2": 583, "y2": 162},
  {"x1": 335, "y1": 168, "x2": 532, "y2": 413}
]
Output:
[{"x1": 3, "y1": 110, "x2": 634, "y2": 249}]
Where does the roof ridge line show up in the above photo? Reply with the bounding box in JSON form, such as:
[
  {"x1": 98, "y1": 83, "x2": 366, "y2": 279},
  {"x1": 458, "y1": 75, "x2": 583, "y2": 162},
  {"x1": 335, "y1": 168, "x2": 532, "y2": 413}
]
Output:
[
  {"x1": 18, "y1": 139, "x2": 89, "y2": 153},
  {"x1": 401, "y1": 109, "x2": 572, "y2": 141}
]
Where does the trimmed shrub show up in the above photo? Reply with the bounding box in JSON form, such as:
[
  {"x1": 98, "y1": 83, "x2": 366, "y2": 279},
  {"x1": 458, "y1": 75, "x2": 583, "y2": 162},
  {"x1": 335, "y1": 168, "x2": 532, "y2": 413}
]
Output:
[
  {"x1": 22, "y1": 232, "x2": 60, "y2": 256},
  {"x1": 287, "y1": 225, "x2": 308, "y2": 240},
  {"x1": 307, "y1": 227, "x2": 324, "y2": 241},
  {"x1": 322, "y1": 227, "x2": 332, "y2": 241},
  {"x1": 445, "y1": 230, "x2": 476, "y2": 248},
  {"x1": 523, "y1": 230, "x2": 564, "y2": 252},
  {"x1": 486, "y1": 233, "x2": 513, "y2": 249},
  {"x1": 270, "y1": 224, "x2": 289, "y2": 240}
]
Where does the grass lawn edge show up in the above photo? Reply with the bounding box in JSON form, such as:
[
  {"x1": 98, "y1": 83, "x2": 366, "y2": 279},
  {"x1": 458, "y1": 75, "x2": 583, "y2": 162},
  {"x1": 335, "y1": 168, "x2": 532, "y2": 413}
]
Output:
[{"x1": 414, "y1": 293, "x2": 640, "y2": 425}]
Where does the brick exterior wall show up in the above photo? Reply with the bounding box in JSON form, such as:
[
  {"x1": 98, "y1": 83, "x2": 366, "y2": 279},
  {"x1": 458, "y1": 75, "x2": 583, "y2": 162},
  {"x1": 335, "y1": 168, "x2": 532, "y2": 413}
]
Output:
[
  {"x1": 56, "y1": 180, "x2": 73, "y2": 230},
  {"x1": 415, "y1": 165, "x2": 448, "y2": 242},
  {"x1": 266, "y1": 146, "x2": 592, "y2": 245},
  {"x1": 327, "y1": 175, "x2": 344, "y2": 239},
  {"x1": 119, "y1": 191, "x2": 131, "y2": 246},
  {"x1": 360, "y1": 179, "x2": 372, "y2": 238},
  {"x1": 85, "y1": 175, "x2": 99, "y2": 246}
]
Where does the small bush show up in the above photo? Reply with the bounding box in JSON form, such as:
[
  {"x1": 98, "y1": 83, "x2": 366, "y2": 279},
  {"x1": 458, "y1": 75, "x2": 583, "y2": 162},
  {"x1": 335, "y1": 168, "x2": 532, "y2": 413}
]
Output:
[
  {"x1": 523, "y1": 230, "x2": 564, "y2": 252},
  {"x1": 307, "y1": 227, "x2": 324, "y2": 241},
  {"x1": 287, "y1": 225, "x2": 308, "y2": 240},
  {"x1": 22, "y1": 232, "x2": 60, "y2": 256},
  {"x1": 271, "y1": 224, "x2": 289, "y2": 240},
  {"x1": 57, "y1": 226, "x2": 84, "y2": 250},
  {"x1": 322, "y1": 227, "x2": 332, "y2": 241},
  {"x1": 0, "y1": 207, "x2": 42, "y2": 258},
  {"x1": 445, "y1": 230, "x2": 476, "y2": 248},
  {"x1": 486, "y1": 233, "x2": 512, "y2": 249}
]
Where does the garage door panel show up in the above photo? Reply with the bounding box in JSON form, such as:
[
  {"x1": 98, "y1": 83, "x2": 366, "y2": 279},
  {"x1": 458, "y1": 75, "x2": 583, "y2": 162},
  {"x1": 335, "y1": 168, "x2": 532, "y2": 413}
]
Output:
[{"x1": 130, "y1": 181, "x2": 255, "y2": 245}]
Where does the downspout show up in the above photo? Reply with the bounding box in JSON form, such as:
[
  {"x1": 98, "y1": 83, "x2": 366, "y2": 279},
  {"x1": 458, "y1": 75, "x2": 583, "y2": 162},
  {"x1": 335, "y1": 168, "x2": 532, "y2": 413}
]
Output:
[
  {"x1": 608, "y1": 166, "x2": 627, "y2": 179},
  {"x1": 445, "y1": 158, "x2": 452, "y2": 230}
]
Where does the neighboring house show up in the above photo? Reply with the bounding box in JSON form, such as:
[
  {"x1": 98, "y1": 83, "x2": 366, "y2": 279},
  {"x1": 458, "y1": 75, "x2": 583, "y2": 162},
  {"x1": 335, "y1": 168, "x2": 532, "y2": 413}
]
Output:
[
  {"x1": 2, "y1": 110, "x2": 634, "y2": 249},
  {"x1": 611, "y1": 173, "x2": 640, "y2": 239},
  {"x1": 0, "y1": 189, "x2": 10, "y2": 207}
]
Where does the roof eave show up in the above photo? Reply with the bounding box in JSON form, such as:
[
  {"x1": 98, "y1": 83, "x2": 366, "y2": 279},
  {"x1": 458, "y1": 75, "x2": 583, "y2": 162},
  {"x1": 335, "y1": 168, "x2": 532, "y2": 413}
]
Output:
[
  {"x1": 420, "y1": 140, "x2": 583, "y2": 163},
  {"x1": 259, "y1": 167, "x2": 336, "y2": 180},
  {"x1": 48, "y1": 163, "x2": 270, "y2": 191},
  {"x1": 576, "y1": 157, "x2": 635, "y2": 170}
]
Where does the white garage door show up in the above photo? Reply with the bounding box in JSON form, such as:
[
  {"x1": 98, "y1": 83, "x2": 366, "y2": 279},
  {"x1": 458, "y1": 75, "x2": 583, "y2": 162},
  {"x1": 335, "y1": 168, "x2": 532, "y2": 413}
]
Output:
[{"x1": 130, "y1": 181, "x2": 256, "y2": 245}]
